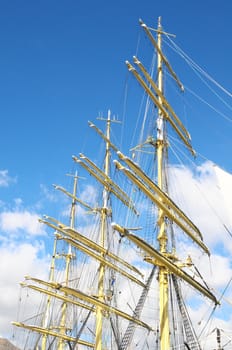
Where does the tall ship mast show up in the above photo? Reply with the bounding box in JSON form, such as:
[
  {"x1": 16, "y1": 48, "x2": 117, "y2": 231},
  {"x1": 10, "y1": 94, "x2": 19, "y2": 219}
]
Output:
[{"x1": 12, "y1": 17, "x2": 224, "y2": 350}]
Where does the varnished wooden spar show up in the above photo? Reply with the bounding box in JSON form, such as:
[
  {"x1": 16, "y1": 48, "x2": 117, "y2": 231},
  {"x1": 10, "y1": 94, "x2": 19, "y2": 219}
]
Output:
[
  {"x1": 20, "y1": 282, "x2": 94, "y2": 311},
  {"x1": 12, "y1": 322, "x2": 95, "y2": 348},
  {"x1": 114, "y1": 159, "x2": 209, "y2": 254},
  {"x1": 88, "y1": 120, "x2": 119, "y2": 152},
  {"x1": 14, "y1": 281, "x2": 95, "y2": 347},
  {"x1": 39, "y1": 216, "x2": 144, "y2": 279},
  {"x1": 53, "y1": 184, "x2": 94, "y2": 211},
  {"x1": 114, "y1": 155, "x2": 210, "y2": 255},
  {"x1": 18, "y1": 276, "x2": 153, "y2": 331},
  {"x1": 125, "y1": 60, "x2": 195, "y2": 156},
  {"x1": 132, "y1": 56, "x2": 191, "y2": 142},
  {"x1": 59, "y1": 233, "x2": 146, "y2": 287},
  {"x1": 112, "y1": 223, "x2": 219, "y2": 305},
  {"x1": 72, "y1": 153, "x2": 138, "y2": 215},
  {"x1": 139, "y1": 18, "x2": 184, "y2": 92}
]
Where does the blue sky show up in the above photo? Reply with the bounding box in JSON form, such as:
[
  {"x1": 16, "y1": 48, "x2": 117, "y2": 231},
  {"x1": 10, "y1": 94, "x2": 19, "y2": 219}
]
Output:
[
  {"x1": 1, "y1": 0, "x2": 232, "y2": 346},
  {"x1": 0, "y1": 0, "x2": 232, "y2": 189}
]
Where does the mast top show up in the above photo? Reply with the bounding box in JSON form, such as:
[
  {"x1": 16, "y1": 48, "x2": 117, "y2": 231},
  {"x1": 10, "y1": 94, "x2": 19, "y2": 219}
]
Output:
[
  {"x1": 139, "y1": 17, "x2": 176, "y2": 38},
  {"x1": 158, "y1": 16, "x2": 162, "y2": 30},
  {"x1": 97, "y1": 109, "x2": 121, "y2": 124}
]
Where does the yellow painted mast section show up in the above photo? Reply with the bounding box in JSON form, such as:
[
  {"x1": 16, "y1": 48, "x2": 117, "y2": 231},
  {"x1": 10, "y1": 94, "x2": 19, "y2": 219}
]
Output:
[
  {"x1": 156, "y1": 17, "x2": 170, "y2": 350},
  {"x1": 57, "y1": 173, "x2": 77, "y2": 350},
  {"x1": 95, "y1": 110, "x2": 112, "y2": 350}
]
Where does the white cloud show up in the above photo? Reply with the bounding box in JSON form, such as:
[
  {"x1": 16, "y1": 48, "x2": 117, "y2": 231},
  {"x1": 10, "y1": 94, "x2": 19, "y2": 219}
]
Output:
[
  {"x1": 0, "y1": 170, "x2": 16, "y2": 187},
  {"x1": 213, "y1": 165, "x2": 232, "y2": 225},
  {"x1": 169, "y1": 161, "x2": 232, "y2": 251},
  {"x1": 80, "y1": 184, "x2": 98, "y2": 205},
  {"x1": 0, "y1": 208, "x2": 48, "y2": 340},
  {"x1": 13, "y1": 198, "x2": 23, "y2": 207},
  {"x1": 0, "y1": 210, "x2": 46, "y2": 236},
  {"x1": 0, "y1": 241, "x2": 50, "y2": 339}
]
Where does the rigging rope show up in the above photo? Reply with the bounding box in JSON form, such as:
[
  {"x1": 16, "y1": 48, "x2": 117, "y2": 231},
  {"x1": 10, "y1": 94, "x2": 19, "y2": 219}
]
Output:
[
  {"x1": 218, "y1": 274, "x2": 232, "y2": 305},
  {"x1": 164, "y1": 34, "x2": 232, "y2": 102},
  {"x1": 198, "y1": 304, "x2": 217, "y2": 340},
  {"x1": 185, "y1": 85, "x2": 232, "y2": 123}
]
